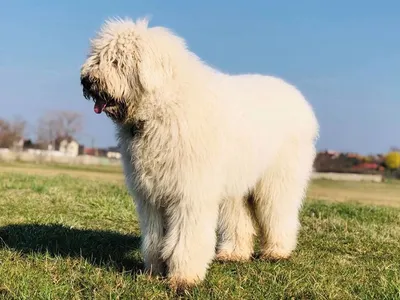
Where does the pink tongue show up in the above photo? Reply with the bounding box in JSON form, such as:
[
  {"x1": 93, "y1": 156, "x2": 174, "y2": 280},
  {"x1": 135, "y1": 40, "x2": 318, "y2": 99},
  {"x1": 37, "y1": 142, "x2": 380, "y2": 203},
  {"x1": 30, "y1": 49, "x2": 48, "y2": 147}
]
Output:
[{"x1": 94, "y1": 99, "x2": 106, "y2": 114}]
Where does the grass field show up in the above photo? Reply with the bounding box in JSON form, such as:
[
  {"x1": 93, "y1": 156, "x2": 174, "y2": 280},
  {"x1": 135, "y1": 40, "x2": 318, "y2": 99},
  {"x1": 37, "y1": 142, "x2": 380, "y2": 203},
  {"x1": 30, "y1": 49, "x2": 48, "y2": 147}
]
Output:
[{"x1": 1, "y1": 163, "x2": 400, "y2": 299}]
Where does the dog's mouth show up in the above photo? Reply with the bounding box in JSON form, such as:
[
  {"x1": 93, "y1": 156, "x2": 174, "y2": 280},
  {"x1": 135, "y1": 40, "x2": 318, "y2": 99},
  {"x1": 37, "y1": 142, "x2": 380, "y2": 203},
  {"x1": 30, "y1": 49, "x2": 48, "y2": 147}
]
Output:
[
  {"x1": 81, "y1": 76, "x2": 127, "y2": 123},
  {"x1": 94, "y1": 98, "x2": 107, "y2": 114},
  {"x1": 93, "y1": 95, "x2": 118, "y2": 115},
  {"x1": 84, "y1": 90, "x2": 127, "y2": 123}
]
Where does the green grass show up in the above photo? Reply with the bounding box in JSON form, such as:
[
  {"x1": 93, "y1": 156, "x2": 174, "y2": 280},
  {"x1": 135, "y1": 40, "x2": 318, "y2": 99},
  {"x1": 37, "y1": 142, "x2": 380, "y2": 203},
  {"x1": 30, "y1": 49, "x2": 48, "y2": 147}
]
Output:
[{"x1": 1, "y1": 172, "x2": 400, "y2": 299}]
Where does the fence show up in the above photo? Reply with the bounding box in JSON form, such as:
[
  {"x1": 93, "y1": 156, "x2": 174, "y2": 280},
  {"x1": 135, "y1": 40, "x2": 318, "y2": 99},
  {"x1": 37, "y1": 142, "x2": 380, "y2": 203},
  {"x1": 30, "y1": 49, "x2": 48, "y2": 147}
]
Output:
[
  {"x1": 312, "y1": 172, "x2": 383, "y2": 183},
  {"x1": 0, "y1": 149, "x2": 386, "y2": 182},
  {"x1": 0, "y1": 149, "x2": 121, "y2": 166}
]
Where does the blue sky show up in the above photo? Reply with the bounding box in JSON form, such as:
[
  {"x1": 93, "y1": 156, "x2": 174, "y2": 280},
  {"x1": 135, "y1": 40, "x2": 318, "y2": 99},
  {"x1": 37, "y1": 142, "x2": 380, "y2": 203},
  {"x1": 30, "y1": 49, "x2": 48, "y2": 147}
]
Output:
[{"x1": 1, "y1": 1, "x2": 399, "y2": 154}]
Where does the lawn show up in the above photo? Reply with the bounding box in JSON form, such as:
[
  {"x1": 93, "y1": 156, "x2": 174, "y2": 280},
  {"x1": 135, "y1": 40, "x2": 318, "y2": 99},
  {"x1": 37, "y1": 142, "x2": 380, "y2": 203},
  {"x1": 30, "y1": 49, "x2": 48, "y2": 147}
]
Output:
[{"x1": 0, "y1": 164, "x2": 399, "y2": 299}]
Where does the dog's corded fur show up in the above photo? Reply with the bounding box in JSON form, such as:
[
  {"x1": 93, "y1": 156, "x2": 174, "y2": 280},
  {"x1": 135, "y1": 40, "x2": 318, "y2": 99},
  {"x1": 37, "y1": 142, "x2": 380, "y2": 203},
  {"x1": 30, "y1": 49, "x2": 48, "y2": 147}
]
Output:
[{"x1": 80, "y1": 17, "x2": 319, "y2": 290}]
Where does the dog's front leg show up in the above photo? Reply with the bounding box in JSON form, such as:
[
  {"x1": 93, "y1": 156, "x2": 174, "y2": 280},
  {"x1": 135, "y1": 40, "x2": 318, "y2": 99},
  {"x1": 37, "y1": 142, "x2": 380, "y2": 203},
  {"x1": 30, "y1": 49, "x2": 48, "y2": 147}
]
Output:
[
  {"x1": 161, "y1": 196, "x2": 219, "y2": 290},
  {"x1": 134, "y1": 197, "x2": 165, "y2": 276}
]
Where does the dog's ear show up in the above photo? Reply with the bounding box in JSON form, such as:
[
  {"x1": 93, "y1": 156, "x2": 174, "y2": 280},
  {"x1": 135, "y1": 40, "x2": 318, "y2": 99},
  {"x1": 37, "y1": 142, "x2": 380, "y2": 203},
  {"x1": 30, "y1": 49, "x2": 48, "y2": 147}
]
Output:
[
  {"x1": 137, "y1": 51, "x2": 172, "y2": 92},
  {"x1": 137, "y1": 26, "x2": 179, "y2": 92}
]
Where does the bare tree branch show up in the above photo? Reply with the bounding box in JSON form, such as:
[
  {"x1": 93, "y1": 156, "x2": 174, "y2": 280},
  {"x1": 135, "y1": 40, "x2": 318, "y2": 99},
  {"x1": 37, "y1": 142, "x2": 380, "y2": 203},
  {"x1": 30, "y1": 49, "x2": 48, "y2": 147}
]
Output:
[
  {"x1": 36, "y1": 110, "x2": 84, "y2": 149},
  {"x1": 0, "y1": 117, "x2": 26, "y2": 148}
]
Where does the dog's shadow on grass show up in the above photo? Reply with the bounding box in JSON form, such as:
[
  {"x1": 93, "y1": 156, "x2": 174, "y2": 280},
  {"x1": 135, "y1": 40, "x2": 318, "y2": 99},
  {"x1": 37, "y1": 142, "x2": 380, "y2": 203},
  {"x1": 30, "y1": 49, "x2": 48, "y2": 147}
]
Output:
[{"x1": 0, "y1": 224, "x2": 143, "y2": 273}]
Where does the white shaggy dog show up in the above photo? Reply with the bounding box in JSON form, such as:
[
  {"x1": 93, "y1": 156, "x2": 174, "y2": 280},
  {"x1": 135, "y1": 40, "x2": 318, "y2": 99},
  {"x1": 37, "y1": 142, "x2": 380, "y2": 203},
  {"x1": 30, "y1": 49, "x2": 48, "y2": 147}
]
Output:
[{"x1": 80, "y1": 18, "x2": 319, "y2": 290}]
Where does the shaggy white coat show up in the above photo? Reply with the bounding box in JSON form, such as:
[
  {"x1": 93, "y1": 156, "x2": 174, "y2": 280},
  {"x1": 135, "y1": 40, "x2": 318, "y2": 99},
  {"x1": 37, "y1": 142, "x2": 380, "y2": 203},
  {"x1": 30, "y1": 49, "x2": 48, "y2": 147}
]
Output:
[{"x1": 80, "y1": 18, "x2": 319, "y2": 288}]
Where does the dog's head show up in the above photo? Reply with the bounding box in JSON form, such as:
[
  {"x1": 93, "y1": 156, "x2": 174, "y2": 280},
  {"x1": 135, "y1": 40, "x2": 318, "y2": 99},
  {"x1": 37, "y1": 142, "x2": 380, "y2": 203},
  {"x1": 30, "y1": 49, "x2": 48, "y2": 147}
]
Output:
[{"x1": 80, "y1": 17, "x2": 185, "y2": 124}]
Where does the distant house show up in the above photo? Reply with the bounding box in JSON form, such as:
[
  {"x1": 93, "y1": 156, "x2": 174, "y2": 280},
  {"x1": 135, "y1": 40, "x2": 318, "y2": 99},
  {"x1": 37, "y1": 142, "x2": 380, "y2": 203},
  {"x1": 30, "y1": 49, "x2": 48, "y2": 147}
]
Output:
[
  {"x1": 84, "y1": 146, "x2": 121, "y2": 160},
  {"x1": 107, "y1": 146, "x2": 121, "y2": 160},
  {"x1": 314, "y1": 150, "x2": 386, "y2": 174},
  {"x1": 49, "y1": 136, "x2": 84, "y2": 157},
  {"x1": 326, "y1": 150, "x2": 340, "y2": 158},
  {"x1": 83, "y1": 147, "x2": 108, "y2": 157},
  {"x1": 12, "y1": 138, "x2": 24, "y2": 151},
  {"x1": 352, "y1": 162, "x2": 385, "y2": 172},
  {"x1": 83, "y1": 147, "x2": 96, "y2": 156}
]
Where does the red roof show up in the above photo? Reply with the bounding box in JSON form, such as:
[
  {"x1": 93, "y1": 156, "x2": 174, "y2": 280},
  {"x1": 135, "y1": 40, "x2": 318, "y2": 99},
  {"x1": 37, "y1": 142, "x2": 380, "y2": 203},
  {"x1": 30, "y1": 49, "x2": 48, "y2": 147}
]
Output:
[
  {"x1": 84, "y1": 148, "x2": 96, "y2": 155},
  {"x1": 353, "y1": 163, "x2": 379, "y2": 169}
]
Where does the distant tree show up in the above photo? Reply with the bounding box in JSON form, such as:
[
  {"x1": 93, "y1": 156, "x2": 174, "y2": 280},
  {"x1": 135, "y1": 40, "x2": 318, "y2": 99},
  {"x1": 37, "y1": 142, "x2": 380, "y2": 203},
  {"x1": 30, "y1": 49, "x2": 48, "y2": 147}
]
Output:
[
  {"x1": 384, "y1": 151, "x2": 400, "y2": 170},
  {"x1": 313, "y1": 151, "x2": 361, "y2": 173},
  {"x1": 58, "y1": 110, "x2": 84, "y2": 138},
  {"x1": 36, "y1": 110, "x2": 83, "y2": 149},
  {"x1": 0, "y1": 117, "x2": 26, "y2": 148},
  {"x1": 362, "y1": 155, "x2": 378, "y2": 163},
  {"x1": 0, "y1": 119, "x2": 12, "y2": 148},
  {"x1": 37, "y1": 115, "x2": 59, "y2": 149}
]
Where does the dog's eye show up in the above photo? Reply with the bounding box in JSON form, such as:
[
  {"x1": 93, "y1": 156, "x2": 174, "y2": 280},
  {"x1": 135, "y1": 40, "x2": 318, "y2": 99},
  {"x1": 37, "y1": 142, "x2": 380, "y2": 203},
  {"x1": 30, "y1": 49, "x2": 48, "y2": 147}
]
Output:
[{"x1": 112, "y1": 59, "x2": 125, "y2": 69}]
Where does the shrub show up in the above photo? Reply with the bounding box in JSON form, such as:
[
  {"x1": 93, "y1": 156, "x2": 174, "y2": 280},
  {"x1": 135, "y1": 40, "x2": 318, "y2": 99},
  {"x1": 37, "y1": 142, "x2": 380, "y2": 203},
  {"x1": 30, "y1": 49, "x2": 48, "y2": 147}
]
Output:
[{"x1": 384, "y1": 151, "x2": 400, "y2": 170}]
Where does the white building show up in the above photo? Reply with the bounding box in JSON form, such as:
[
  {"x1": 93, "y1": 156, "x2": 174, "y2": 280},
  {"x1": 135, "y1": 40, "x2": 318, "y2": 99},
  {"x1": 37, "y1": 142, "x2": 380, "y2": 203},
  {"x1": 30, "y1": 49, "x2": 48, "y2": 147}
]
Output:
[{"x1": 48, "y1": 137, "x2": 83, "y2": 157}]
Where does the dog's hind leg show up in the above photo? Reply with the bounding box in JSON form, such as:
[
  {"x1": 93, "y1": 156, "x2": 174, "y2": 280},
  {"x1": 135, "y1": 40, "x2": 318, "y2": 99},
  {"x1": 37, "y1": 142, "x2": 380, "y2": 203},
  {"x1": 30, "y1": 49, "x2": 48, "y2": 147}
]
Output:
[{"x1": 252, "y1": 141, "x2": 316, "y2": 260}]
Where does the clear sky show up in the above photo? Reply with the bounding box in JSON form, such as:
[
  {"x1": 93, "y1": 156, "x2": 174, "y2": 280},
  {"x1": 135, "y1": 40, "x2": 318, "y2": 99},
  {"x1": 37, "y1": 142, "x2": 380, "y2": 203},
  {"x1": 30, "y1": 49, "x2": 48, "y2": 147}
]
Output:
[{"x1": 1, "y1": 1, "x2": 399, "y2": 154}]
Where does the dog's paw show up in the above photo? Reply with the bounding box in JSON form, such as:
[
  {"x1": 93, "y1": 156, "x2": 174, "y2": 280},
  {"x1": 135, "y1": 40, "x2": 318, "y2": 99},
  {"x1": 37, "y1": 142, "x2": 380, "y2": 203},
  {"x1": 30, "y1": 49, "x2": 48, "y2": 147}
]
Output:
[
  {"x1": 168, "y1": 275, "x2": 200, "y2": 293},
  {"x1": 258, "y1": 247, "x2": 292, "y2": 262},
  {"x1": 215, "y1": 250, "x2": 252, "y2": 262}
]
